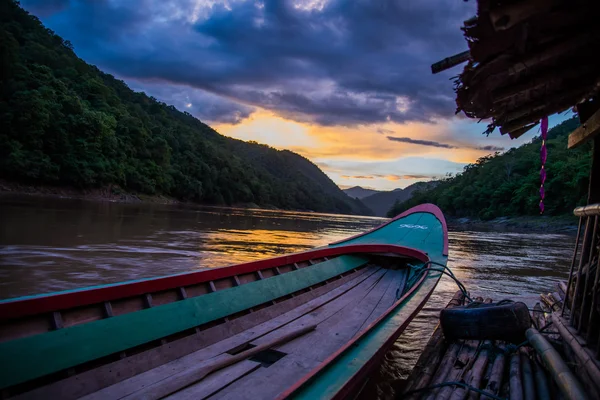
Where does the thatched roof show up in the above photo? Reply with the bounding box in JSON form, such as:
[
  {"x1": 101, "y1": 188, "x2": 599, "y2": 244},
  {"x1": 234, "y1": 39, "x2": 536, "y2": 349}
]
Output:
[{"x1": 445, "y1": 0, "x2": 600, "y2": 138}]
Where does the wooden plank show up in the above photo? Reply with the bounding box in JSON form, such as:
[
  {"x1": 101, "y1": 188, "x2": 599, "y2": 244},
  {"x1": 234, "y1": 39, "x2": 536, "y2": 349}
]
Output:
[
  {"x1": 67, "y1": 268, "x2": 378, "y2": 400},
  {"x1": 281, "y1": 261, "x2": 442, "y2": 398},
  {"x1": 166, "y1": 360, "x2": 261, "y2": 400},
  {"x1": 216, "y1": 357, "x2": 321, "y2": 400},
  {"x1": 125, "y1": 325, "x2": 316, "y2": 400},
  {"x1": 357, "y1": 269, "x2": 408, "y2": 332},
  {"x1": 214, "y1": 269, "x2": 392, "y2": 399},
  {"x1": 569, "y1": 107, "x2": 600, "y2": 149},
  {"x1": 0, "y1": 255, "x2": 369, "y2": 390}
]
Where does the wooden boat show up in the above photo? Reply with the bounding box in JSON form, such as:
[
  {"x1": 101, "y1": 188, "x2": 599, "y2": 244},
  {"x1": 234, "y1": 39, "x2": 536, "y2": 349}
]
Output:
[{"x1": 0, "y1": 204, "x2": 448, "y2": 400}]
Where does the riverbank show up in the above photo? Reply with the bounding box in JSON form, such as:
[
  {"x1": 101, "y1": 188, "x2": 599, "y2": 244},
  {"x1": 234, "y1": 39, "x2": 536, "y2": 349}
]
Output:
[
  {"x1": 0, "y1": 179, "x2": 180, "y2": 204},
  {"x1": 0, "y1": 180, "x2": 283, "y2": 210},
  {"x1": 447, "y1": 214, "x2": 579, "y2": 233}
]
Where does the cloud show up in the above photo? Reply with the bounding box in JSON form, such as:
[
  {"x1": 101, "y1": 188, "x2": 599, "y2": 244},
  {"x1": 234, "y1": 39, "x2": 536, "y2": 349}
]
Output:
[
  {"x1": 341, "y1": 173, "x2": 434, "y2": 181},
  {"x1": 387, "y1": 136, "x2": 457, "y2": 149},
  {"x1": 128, "y1": 80, "x2": 255, "y2": 124},
  {"x1": 476, "y1": 145, "x2": 505, "y2": 151},
  {"x1": 387, "y1": 136, "x2": 505, "y2": 151},
  {"x1": 376, "y1": 127, "x2": 395, "y2": 135},
  {"x1": 341, "y1": 175, "x2": 376, "y2": 180},
  {"x1": 21, "y1": 0, "x2": 475, "y2": 126}
]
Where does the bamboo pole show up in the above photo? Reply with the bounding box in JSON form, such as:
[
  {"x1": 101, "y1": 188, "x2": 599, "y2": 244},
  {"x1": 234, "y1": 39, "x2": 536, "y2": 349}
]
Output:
[
  {"x1": 126, "y1": 324, "x2": 316, "y2": 400},
  {"x1": 541, "y1": 293, "x2": 560, "y2": 312},
  {"x1": 586, "y1": 255, "x2": 600, "y2": 343},
  {"x1": 552, "y1": 314, "x2": 600, "y2": 388},
  {"x1": 558, "y1": 281, "x2": 567, "y2": 301},
  {"x1": 508, "y1": 352, "x2": 523, "y2": 400},
  {"x1": 532, "y1": 303, "x2": 546, "y2": 330},
  {"x1": 422, "y1": 342, "x2": 462, "y2": 400},
  {"x1": 526, "y1": 326, "x2": 588, "y2": 400},
  {"x1": 564, "y1": 217, "x2": 584, "y2": 316},
  {"x1": 571, "y1": 216, "x2": 592, "y2": 326},
  {"x1": 578, "y1": 215, "x2": 598, "y2": 332},
  {"x1": 403, "y1": 291, "x2": 465, "y2": 398},
  {"x1": 452, "y1": 340, "x2": 491, "y2": 400},
  {"x1": 520, "y1": 351, "x2": 536, "y2": 400},
  {"x1": 532, "y1": 355, "x2": 551, "y2": 400},
  {"x1": 551, "y1": 292, "x2": 563, "y2": 309},
  {"x1": 434, "y1": 341, "x2": 479, "y2": 400},
  {"x1": 484, "y1": 345, "x2": 506, "y2": 396}
]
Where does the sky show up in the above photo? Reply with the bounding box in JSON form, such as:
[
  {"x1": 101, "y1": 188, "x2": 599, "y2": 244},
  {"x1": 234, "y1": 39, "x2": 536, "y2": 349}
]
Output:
[{"x1": 21, "y1": 0, "x2": 569, "y2": 191}]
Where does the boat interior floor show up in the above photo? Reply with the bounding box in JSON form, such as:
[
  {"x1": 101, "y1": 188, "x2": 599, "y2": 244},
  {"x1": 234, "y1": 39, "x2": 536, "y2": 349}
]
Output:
[{"x1": 39, "y1": 265, "x2": 410, "y2": 400}]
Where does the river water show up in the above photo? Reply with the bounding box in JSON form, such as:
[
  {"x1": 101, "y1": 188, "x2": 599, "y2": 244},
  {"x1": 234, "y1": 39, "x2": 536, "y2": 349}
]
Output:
[{"x1": 0, "y1": 195, "x2": 575, "y2": 396}]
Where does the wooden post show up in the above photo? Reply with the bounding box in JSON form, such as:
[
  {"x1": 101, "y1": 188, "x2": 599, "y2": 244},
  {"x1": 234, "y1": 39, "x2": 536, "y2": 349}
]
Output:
[
  {"x1": 589, "y1": 138, "x2": 600, "y2": 203},
  {"x1": 563, "y1": 217, "x2": 583, "y2": 316}
]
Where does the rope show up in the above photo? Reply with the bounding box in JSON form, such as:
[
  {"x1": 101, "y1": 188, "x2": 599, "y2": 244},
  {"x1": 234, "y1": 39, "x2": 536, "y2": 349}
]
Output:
[
  {"x1": 404, "y1": 381, "x2": 506, "y2": 400},
  {"x1": 407, "y1": 261, "x2": 473, "y2": 302}
]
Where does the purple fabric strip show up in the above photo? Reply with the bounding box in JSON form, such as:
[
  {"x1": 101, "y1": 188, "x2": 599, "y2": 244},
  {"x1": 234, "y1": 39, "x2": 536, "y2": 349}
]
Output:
[{"x1": 539, "y1": 116, "x2": 549, "y2": 214}]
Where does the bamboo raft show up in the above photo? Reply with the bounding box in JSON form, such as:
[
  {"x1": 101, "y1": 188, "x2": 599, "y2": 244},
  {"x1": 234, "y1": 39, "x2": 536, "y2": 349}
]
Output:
[{"x1": 402, "y1": 287, "x2": 589, "y2": 400}]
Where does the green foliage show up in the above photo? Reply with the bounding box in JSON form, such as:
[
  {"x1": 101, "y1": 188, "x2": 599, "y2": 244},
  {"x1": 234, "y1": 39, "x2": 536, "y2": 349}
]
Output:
[
  {"x1": 0, "y1": 0, "x2": 371, "y2": 215},
  {"x1": 388, "y1": 117, "x2": 591, "y2": 219}
]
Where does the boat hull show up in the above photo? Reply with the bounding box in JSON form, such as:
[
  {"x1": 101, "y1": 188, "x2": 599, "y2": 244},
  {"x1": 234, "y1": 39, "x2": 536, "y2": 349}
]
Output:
[{"x1": 0, "y1": 204, "x2": 448, "y2": 399}]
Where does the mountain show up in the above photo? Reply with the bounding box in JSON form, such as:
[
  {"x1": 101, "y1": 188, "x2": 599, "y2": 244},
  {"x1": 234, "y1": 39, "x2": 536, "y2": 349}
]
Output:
[
  {"x1": 0, "y1": 1, "x2": 372, "y2": 216},
  {"x1": 361, "y1": 182, "x2": 438, "y2": 217},
  {"x1": 343, "y1": 186, "x2": 381, "y2": 199},
  {"x1": 388, "y1": 117, "x2": 591, "y2": 219}
]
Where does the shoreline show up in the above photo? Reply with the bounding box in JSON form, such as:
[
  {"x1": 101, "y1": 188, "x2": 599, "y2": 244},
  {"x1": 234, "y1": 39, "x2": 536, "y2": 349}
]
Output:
[
  {"x1": 0, "y1": 179, "x2": 180, "y2": 205},
  {"x1": 0, "y1": 180, "x2": 580, "y2": 233},
  {"x1": 447, "y1": 215, "x2": 579, "y2": 234}
]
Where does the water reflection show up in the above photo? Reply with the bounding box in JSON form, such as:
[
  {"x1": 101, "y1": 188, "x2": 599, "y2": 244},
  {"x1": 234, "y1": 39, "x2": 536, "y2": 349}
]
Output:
[{"x1": 0, "y1": 195, "x2": 382, "y2": 298}]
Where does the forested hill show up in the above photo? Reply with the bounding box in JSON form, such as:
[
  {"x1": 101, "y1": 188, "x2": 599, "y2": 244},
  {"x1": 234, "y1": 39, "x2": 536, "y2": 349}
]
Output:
[
  {"x1": 0, "y1": 1, "x2": 371, "y2": 216},
  {"x1": 388, "y1": 117, "x2": 592, "y2": 220}
]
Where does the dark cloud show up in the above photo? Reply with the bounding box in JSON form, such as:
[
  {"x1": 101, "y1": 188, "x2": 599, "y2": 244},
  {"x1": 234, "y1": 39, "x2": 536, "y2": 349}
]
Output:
[
  {"x1": 400, "y1": 174, "x2": 433, "y2": 179},
  {"x1": 386, "y1": 136, "x2": 456, "y2": 149},
  {"x1": 376, "y1": 128, "x2": 395, "y2": 135},
  {"x1": 21, "y1": 0, "x2": 474, "y2": 126},
  {"x1": 476, "y1": 145, "x2": 505, "y2": 151},
  {"x1": 387, "y1": 136, "x2": 505, "y2": 151},
  {"x1": 127, "y1": 80, "x2": 255, "y2": 124},
  {"x1": 20, "y1": 0, "x2": 69, "y2": 17}
]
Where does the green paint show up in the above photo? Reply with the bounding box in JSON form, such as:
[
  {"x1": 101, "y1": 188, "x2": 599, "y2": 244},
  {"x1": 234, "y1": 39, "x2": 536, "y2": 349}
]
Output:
[
  {"x1": 288, "y1": 211, "x2": 447, "y2": 399},
  {"x1": 0, "y1": 255, "x2": 368, "y2": 390}
]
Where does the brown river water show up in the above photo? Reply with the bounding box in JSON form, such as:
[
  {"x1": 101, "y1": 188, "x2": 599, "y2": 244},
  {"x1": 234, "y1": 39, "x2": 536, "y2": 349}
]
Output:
[{"x1": 0, "y1": 195, "x2": 575, "y2": 397}]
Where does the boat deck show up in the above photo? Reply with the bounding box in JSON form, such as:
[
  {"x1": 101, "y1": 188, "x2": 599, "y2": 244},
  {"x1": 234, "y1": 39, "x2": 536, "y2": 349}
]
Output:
[{"x1": 15, "y1": 265, "x2": 410, "y2": 400}]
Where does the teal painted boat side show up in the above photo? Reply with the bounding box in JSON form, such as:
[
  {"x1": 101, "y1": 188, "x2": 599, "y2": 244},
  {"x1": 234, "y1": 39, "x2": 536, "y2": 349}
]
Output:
[{"x1": 0, "y1": 254, "x2": 369, "y2": 390}]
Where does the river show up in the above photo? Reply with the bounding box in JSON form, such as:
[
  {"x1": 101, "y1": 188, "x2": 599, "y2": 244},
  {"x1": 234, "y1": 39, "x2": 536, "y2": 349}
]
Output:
[{"x1": 0, "y1": 194, "x2": 575, "y2": 397}]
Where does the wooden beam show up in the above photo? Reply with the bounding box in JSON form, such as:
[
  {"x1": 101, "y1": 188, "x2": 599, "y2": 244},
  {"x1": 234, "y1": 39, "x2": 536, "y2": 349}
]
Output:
[
  {"x1": 569, "y1": 108, "x2": 600, "y2": 149},
  {"x1": 431, "y1": 50, "x2": 470, "y2": 74}
]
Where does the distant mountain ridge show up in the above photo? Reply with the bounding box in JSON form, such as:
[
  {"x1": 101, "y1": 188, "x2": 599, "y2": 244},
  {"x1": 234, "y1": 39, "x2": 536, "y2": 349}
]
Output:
[
  {"x1": 342, "y1": 186, "x2": 381, "y2": 199},
  {"x1": 359, "y1": 182, "x2": 438, "y2": 217}
]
